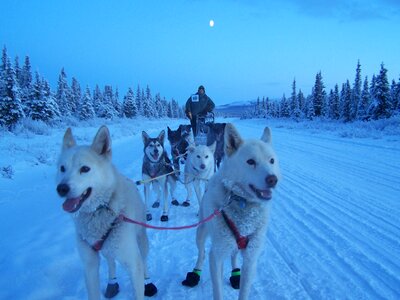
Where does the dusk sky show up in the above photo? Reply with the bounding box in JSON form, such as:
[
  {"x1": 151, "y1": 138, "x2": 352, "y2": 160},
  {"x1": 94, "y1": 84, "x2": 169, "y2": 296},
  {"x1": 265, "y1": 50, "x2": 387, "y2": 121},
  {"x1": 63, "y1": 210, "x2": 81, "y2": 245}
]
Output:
[{"x1": 1, "y1": 0, "x2": 399, "y2": 106}]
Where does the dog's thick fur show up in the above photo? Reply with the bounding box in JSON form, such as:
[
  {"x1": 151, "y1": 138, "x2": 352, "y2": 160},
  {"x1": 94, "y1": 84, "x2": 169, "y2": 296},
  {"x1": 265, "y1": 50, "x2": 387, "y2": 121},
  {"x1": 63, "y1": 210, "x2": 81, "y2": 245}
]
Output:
[
  {"x1": 56, "y1": 126, "x2": 156, "y2": 300},
  {"x1": 208, "y1": 122, "x2": 226, "y2": 170},
  {"x1": 183, "y1": 142, "x2": 216, "y2": 208},
  {"x1": 142, "y1": 130, "x2": 177, "y2": 221},
  {"x1": 167, "y1": 125, "x2": 193, "y2": 173},
  {"x1": 183, "y1": 123, "x2": 280, "y2": 300}
]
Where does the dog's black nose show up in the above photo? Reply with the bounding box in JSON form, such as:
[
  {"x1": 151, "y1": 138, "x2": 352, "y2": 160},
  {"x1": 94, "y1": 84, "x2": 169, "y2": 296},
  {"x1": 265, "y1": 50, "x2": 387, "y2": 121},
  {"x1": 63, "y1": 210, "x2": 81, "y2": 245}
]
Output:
[
  {"x1": 200, "y1": 164, "x2": 206, "y2": 169},
  {"x1": 57, "y1": 184, "x2": 70, "y2": 197},
  {"x1": 154, "y1": 149, "x2": 159, "y2": 154},
  {"x1": 266, "y1": 175, "x2": 278, "y2": 188}
]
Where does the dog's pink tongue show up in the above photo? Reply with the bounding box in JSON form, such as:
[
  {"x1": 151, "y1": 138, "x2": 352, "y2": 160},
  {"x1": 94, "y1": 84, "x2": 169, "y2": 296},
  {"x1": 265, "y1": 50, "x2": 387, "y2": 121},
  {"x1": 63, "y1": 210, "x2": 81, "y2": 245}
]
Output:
[
  {"x1": 62, "y1": 197, "x2": 81, "y2": 212},
  {"x1": 260, "y1": 189, "x2": 272, "y2": 199}
]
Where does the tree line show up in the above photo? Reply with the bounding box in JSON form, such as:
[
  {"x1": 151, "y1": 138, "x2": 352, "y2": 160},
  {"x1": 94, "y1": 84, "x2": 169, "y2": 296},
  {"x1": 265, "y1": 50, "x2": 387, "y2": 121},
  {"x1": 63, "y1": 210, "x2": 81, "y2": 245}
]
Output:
[
  {"x1": 0, "y1": 46, "x2": 184, "y2": 130},
  {"x1": 247, "y1": 61, "x2": 400, "y2": 121}
]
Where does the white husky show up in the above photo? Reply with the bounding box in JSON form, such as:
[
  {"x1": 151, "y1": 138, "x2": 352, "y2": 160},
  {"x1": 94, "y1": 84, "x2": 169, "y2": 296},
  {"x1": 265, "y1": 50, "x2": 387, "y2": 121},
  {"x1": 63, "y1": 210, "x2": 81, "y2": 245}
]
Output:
[
  {"x1": 56, "y1": 126, "x2": 157, "y2": 300},
  {"x1": 182, "y1": 142, "x2": 216, "y2": 208},
  {"x1": 182, "y1": 123, "x2": 281, "y2": 300}
]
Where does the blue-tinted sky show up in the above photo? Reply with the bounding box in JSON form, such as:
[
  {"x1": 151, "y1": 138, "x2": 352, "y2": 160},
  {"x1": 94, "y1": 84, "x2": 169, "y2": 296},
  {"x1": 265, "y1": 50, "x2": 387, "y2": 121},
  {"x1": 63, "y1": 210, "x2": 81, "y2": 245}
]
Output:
[{"x1": 1, "y1": 0, "x2": 399, "y2": 105}]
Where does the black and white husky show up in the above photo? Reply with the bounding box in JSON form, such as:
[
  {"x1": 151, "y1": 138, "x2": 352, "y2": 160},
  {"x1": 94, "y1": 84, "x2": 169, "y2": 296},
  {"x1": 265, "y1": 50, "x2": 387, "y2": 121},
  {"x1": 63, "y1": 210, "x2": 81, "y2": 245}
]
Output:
[{"x1": 142, "y1": 130, "x2": 177, "y2": 222}]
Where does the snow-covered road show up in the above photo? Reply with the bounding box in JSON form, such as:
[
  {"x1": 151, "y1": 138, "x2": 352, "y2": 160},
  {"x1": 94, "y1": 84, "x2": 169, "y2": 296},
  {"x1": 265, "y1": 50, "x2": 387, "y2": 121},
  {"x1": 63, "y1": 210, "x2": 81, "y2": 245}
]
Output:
[{"x1": 1, "y1": 118, "x2": 399, "y2": 299}]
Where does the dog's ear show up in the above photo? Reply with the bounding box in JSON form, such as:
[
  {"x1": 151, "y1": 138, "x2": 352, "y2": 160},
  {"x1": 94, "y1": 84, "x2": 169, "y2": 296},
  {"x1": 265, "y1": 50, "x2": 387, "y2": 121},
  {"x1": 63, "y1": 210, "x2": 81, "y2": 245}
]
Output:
[
  {"x1": 261, "y1": 127, "x2": 272, "y2": 143},
  {"x1": 209, "y1": 141, "x2": 216, "y2": 154},
  {"x1": 142, "y1": 131, "x2": 150, "y2": 145},
  {"x1": 63, "y1": 128, "x2": 76, "y2": 150},
  {"x1": 92, "y1": 126, "x2": 112, "y2": 158},
  {"x1": 224, "y1": 123, "x2": 243, "y2": 157},
  {"x1": 167, "y1": 126, "x2": 171, "y2": 134},
  {"x1": 187, "y1": 145, "x2": 196, "y2": 153},
  {"x1": 158, "y1": 130, "x2": 165, "y2": 144}
]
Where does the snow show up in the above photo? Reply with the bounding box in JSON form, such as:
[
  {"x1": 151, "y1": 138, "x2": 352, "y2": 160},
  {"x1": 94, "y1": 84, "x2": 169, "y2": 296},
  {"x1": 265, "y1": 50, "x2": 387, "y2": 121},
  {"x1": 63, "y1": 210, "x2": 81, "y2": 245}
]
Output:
[{"x1": 1, "y1": 117, "x2": 400, "y2": 299}]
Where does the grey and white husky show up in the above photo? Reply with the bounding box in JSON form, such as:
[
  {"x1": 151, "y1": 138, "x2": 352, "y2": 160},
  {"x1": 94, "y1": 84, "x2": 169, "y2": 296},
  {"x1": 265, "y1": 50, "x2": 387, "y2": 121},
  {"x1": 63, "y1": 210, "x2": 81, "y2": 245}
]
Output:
[
  {"x1": 56, "y1": 126, "x2": 157, "y2": 300},
  {"x1": 142, "y1": 130, "x2": 177, "y2": 222},
  {"x1": 182, "y1": 123, "x2": 281, "y2": 300}
]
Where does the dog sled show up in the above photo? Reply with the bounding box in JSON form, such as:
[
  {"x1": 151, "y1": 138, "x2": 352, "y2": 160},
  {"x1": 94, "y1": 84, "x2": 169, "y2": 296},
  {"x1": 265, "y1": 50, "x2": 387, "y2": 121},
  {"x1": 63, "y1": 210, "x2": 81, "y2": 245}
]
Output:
[{"x1": 194, "y1": 112, "x2": 214, "y2": 145}]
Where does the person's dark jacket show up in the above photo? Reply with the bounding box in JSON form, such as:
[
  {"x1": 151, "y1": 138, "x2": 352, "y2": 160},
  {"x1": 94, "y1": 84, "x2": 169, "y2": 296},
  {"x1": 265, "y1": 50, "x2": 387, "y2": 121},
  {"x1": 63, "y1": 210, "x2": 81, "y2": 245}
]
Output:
[{"x1": 185, "y1": 92, "x2": 215, "y2": 117}]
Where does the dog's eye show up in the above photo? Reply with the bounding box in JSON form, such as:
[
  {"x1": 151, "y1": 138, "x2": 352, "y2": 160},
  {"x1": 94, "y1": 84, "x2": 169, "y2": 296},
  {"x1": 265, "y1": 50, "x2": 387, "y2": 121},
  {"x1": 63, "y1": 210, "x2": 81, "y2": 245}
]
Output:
[
  {"x1": 60, "y1": 166, "x2": 66, "y2": 172},
  {"x1": 80, "y1": 166, "x2": 91, "y2": 173},
  {"x1": 197, "y1": 155, "x2": 201, "y2": 158},
  {"x1": 247, "y1": 159, "x2": 256, "y2": 166},
  {"x1": 270, "y1": 158, "x2": 275, "y2": 164},
  {"x1": 205, "y1": 155, "x2": 209, "y2": 159}
]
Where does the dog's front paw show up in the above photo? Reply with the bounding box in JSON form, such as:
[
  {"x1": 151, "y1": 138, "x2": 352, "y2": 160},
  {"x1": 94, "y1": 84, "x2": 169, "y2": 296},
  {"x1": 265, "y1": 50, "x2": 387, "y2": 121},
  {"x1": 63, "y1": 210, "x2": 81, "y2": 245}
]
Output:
[
  {"x1": 144, "y1": 282, "x2": 158, "y2": 297},
  {"x1": 160, "y1": 215, "x2": 169, "y2": 222},
  {"x1": 104, "y1": 282, "x2": 119, "y2": 298},
  {"x1": 152, "y1": 201, "x2": 160, "y2": 208},
  {"x1": 146, "y1": 213, "x2": 152, "y2": 221},
  {"x1": 229, "y1": 268, "x2": 240, "y2": 289},
  {"x1": 181, "y1": 200, "x2": 190, "y2": 207},
  {"x1": 182, "y1": 271, "x2": 200, "y2": 287},
  {"x1": 171, "y1": 199, "x2": 179, "y2": 206}
]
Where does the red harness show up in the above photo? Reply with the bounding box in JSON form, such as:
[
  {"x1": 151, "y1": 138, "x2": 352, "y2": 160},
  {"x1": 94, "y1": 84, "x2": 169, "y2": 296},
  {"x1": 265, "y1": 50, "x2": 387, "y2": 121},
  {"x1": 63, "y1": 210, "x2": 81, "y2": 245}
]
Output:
[
  {"x1": 221, "y1": 210, "x2": 249, "y2": 249},
  {"x1": 91, "y1": 217, "x2": 119, "y2": 252}
]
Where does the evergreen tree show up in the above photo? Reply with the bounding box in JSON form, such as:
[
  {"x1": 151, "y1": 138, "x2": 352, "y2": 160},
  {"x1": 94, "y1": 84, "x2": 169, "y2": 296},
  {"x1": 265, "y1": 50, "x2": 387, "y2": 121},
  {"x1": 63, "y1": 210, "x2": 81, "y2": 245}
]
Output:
[
  {"x1": 351, "y1": 60, "x2": 362, "y2": 121},
  {"x1": 340, "y1": 81, "x2": 352, "y2": 122},
  {"x1": 135, "y1": 85, "x2": 143, "y2": 116},
  {"x1": 154, "y1": 93, "x2": 163, "y2": 118},
  {"x1": 0, "y1": 56, "x2": 24, "y2": 129},
  {"x1": 290, "y1": 79, "x2": 301, "y2": 119},
  {"x1": 312, "y1": 72, "x2": 326, "y2": 117},
  {"x1": 329, "y1": 84, "x2": 340, "y2": 120},
  {"x1": 42, "y1": 79, "x2": 61, "y2": 121},
  {"x1": 305, "y1": 94, "x2": 315, "y2": 119},
  {"x1": 79, "y1": 86, "x2": 95, "y2": 120},
  {"x1": 92, "y1": 85, "x2": 103, "y2": 116},
  {"x1": 29, "y1": 71, "x2": 44, "y2": 121},
  {"x1": 14, "y1": 56, "x2": 22, "y2": 86},
  {"x1": 122, "y1": 87, "x2": 137, "y2": 118},
  {"x1": 371, "y1": 63, "x2": 392, "y2": 119},
  {"x1": 55, "y1": 68, "x2": 72, "y2": 116},
  {"x1": 20, "y1": 56, "x2": 33, "y2": 114},
  {"x1": 297, "y1": 90, "x2": 305, "y2": 117},
  {"x1": 70, "y1": 77, "x2": 81, "y2": 116},
  {"x1": 98, "y1": 85, "x2": 117, "y2": 119},
  {"x1": 358, "y1": 77, "x2": 371, "y2": 120},
  {"x1": 113, "y1": 87, "x2": 122, "y2": 118},
  {"x1": 279, "y1": 94, "x2": 290, "y2": 118}
]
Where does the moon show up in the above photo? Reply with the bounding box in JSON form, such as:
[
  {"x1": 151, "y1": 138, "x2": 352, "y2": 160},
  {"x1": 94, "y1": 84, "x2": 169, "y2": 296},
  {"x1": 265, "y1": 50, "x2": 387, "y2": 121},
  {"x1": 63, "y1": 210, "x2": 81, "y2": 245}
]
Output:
[{"x1": 209, "y1": 20, "x2": 215, "y2": 27}]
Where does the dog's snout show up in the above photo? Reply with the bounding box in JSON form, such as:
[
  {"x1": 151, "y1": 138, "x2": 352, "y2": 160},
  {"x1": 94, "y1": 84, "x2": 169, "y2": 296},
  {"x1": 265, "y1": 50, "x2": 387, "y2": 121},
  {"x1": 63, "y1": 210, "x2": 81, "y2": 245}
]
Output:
[
  {"x1": 266, "y1": 175, "x2": 278, "y2": 188},
  {"x1": 200, "y1": 164, "x2": 206, "y2": 170},
  {"x1": 57, "y1": 183, "x2": 70, "y2": 197},
  {"x1": 154, "y1": 149, "x2": 159, "y2": 154}
]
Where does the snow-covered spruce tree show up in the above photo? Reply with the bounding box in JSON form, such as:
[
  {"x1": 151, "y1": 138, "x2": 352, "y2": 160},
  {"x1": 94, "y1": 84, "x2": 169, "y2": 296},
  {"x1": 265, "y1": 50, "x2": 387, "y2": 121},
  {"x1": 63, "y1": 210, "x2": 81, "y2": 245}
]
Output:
[
  {"x1": 160, "y1": 97, "x2": 169, "y2": 118},
  {"x1": 20, "y1": 56, "x2": 33, "y2": 115},
  {"x1": 311, "y1": 72, "x2": 326, "y2": 117},
  {"x1": 144, "y1": 85, "x2": 156, "y2": 118},
  {"x1": 14, "y1": 56, "x2": 22, "y2": 87},
  {"x1": 329, "y1": 84, "x2": 340, "y2": 120},
  {"x1": 29, "y1": 71, "x2": 44, "y2": 121},
  {"x1": 0, "y1": 56, "x2": 24, "y2": 129},
  {"x1": 279, "y1": 94, "x2": 290, "y2": 118},
  {"x1": 79, "y1": 86, "x2": 95, "y2": 121},
  {"x1": 113, "y1": 88, "x2": 123, "y2": 118},
  {"x1": 305, "y1": 93, "x2": 315, "y2": 120},
  {"x1": 55, "y1": 68, "x2": 72, "y2": 117},
  {"x1": 351, "y1": 60, "x2": 362, "y2": 121},
  {"x1": 290, "y1": 79, "x2": 301, "y2": 120},
  {"x1": 42, "y1": 79, "x2": 60, "y2": 121},
  {"x1": 171, "y1": 98, "x2": 180, "y2": 118},
  {"x1": 340, "y1": 81, "x2": 352, "y2": 122},
  {"x1": 390, "y1": 78, "x2": 400, "y2": 115},
  {"x1": 122, "y1": 87, "x2": 137, "y2": 118},
  {"x1": 92, "y1": 85, "x2": 103, "y2": 117},
  {"x1": 297, "y1": 90, "x2": 305, "y2": 118},
  {"x1": 357, "y1": 77, "x2": 371, "y2": 120},
  {"x1": 371, "y1": 63, "x2": 392, "y2": 119},
  {"x1": 70, "y1": 77, "x2": 81, "y2": 117},
  {"x1": 135, "y1": 85, "x2": 143, "y2": 116},
  {"x1": 98, "y1": 85, "x2": 117, "y2": 119},
  {"x1": 154, "y1": 93, "x2": 163, "y2": 118}
]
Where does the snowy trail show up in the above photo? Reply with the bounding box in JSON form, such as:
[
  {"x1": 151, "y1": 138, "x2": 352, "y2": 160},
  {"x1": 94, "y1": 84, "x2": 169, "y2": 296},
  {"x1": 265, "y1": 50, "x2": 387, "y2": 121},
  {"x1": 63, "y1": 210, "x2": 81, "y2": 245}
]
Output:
[{"x1": 1, "y1": 118, "x2": 400, "y2": 299}]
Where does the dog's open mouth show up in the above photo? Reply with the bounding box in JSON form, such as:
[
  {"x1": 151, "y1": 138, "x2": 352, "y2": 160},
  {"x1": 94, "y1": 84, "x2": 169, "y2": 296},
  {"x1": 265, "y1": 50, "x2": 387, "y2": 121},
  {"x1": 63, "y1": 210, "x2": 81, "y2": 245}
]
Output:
[
  {"x1": 62, "y1": 187, "x2": 92, "y2": 213},
  {"x1": 249, "y1": 184, "x2": 272, "y2": 200},
  {"x1": 151, "y1": 153, "x2": 159, "y2": 161}
]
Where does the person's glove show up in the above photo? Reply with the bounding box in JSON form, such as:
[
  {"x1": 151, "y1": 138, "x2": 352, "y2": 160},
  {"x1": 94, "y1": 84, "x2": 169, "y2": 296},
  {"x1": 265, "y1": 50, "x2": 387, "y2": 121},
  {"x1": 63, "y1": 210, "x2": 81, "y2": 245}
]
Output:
[{"x1": 186, "y1": 111, "x2": 192, "y2": 120}]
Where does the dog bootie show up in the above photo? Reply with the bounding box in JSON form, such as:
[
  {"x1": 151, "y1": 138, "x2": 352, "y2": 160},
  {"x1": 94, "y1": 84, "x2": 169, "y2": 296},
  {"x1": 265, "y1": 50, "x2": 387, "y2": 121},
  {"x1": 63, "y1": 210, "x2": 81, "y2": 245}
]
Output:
[
  {"x1": 160, "y1": 215, "x2": 169, "y2": 222},
  {"x1": 181, "y1": 200, "x2": 190, "y2": 207},
  {"x1": 144, "y1": 282, "x2": 158, "y2": 297},
  {"x1": 152, "y1": 201, "x2": 160, "y2": 208},
  {"x1": 146, "y1": 213, "x2": 152, "y2": 221},
  {"x1": 229, "y1": 268, "x2": 240, "y2": 289},
  {"x1": 171, "y1": 199, "x2": 179, "y2": 206},
  {"x1": 104, "y1": 282, "x2": 119, "y2": 298},
  {"x1": 182, "y1": 269, "x2": 201, "y2": 287}
]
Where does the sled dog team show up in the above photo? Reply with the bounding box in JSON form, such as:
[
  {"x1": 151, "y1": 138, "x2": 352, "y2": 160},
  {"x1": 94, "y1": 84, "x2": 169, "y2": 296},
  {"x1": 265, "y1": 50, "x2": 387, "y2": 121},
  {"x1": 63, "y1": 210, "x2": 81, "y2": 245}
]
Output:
[{"x1": 56, "y1": 122, "x2": 281, "y2": 300}]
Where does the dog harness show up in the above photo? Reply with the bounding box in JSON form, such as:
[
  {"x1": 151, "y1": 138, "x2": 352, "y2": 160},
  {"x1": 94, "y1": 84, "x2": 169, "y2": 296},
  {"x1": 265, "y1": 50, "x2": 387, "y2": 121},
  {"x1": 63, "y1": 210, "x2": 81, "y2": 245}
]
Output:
[
  {"x1": 91, "y1": 217, "x2": 120, "y2": 252},
  {"x1": 220, "y1": 209, "x2": 249, "y2": 250}
]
